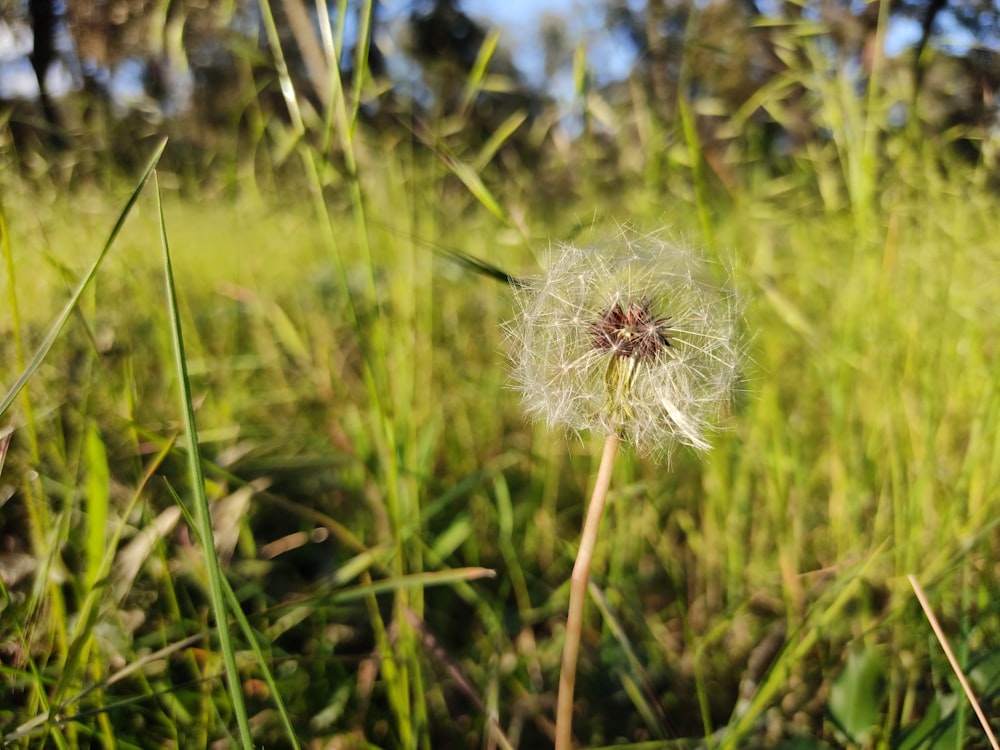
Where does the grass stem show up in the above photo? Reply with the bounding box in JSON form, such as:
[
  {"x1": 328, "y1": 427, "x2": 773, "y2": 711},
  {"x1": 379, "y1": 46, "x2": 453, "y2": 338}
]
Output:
[{"x1": 555, "y1": 432, "x2": 620, "y2": 749}]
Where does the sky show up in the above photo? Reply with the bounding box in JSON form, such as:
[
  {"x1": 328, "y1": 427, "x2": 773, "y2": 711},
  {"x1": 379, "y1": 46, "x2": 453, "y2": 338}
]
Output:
[
  {"x1": 375, "y1": 0, "x2": 640, "y2": 111},
  {"x1": 463, "y1": 0, "x2": 641, "y2": 87}
]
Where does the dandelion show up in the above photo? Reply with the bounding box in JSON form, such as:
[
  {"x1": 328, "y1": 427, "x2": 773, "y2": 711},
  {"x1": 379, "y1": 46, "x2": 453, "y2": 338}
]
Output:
[
  {"x1": 505, "y1": 231, "x2": 743, "y2": 748},
  {"x1": 508, "y1": 233, "x2": 742, "y2": 459}
]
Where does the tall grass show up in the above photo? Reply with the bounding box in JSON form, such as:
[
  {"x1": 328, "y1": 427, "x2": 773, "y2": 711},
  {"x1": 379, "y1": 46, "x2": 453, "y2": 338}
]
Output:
[{"x1": 2, "y1": 6, "x2": 1000, "y2": 749}]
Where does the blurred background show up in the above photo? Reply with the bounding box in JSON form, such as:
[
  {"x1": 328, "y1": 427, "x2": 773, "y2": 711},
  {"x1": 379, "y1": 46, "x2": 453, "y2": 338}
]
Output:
[
  {"x1": 2, "y1": 0, "x2": 998, "y2": 187},
  {"x1": 3, "y1": 1, "x2": 1000, "y2": 748}
]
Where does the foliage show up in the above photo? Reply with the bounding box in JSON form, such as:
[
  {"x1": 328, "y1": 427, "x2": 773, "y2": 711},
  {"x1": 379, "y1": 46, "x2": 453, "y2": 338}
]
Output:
[{"x1": 2, "y1": 1, "x2": 1000, "y2": 748}]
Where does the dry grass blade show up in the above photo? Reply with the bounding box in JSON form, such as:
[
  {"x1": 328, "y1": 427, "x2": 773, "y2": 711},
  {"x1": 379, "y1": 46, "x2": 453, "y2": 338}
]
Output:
[
  {"x1": 0, "y1": 425, "x2": 11, "y2": 477},
  {"x1": 908, "y1": 574, "x2": 1000, "y2": 750}
]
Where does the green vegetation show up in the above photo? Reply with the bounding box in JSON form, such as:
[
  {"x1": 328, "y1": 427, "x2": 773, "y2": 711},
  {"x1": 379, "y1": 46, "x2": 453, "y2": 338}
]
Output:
[{"x1": 3, "y1": 6, "x2": 1000, "y2": 749}]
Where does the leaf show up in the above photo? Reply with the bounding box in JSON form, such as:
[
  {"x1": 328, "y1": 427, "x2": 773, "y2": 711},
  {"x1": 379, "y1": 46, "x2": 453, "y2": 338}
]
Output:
[
  {"x1": 84, "y1": 421, "x2": 110, "y2": 592},
  {"x1": 157, "y1": 174, "x2": 255, "y2": 749},
  {"x1": 829, "y1": 645, "x2": 886, "y2": 744},
  {"x1": 896, "y1": 691, "x2": 958, "y2": 750}
]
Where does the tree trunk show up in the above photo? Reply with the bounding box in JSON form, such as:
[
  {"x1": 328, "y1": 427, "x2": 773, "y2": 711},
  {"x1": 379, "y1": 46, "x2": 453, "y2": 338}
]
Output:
[{"x1": 29, "y1": 0, "x2": 66, "y2": 148}]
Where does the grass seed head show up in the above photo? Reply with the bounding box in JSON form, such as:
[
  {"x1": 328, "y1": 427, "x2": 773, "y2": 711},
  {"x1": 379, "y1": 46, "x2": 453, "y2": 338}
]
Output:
[{"x1": 506, "y1": 232, "x2": 743, "y2": 459}]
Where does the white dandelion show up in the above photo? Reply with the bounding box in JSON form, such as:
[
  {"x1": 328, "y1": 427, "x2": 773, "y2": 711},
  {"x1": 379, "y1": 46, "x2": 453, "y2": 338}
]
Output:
[
  {"x1": 507, "y1": 233, "x2": 742, "y2": 460},
  {"x1": 504, "y1": 231, "x2": 745, "y2": 749}
]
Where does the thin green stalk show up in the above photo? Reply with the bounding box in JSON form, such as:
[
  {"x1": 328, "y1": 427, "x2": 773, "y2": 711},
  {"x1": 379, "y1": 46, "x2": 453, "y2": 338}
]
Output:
[
  {"x1": 256, "y1": 0, "x2": 305, "y2": 138},
  {"x1": 161, "y1": 485, "x2": 302, "y2": 749},
  {"x1": 857, "y1": 0, "x2": 890, "y2": 238},
  {"x1": 0, "y1": 200, "x2": 42, "y2": 509},
  {"x1": 677, "y1": 14, "x2": 713, "y2": 244},
  {"x1": 0, "y1": 575, "x2": 56, "y2": 737},
  {"x1": 555, "y1": 432, "x2": 620, "y2": 750},
  {"x1": 349, "y1": 0, "x2": 374, "y2": 134},
  {"x1": 266, "y1": 1, "x2": 429, "y2": 741},
  {"x1": 155, "y1": 175, "x2": 254, "y2": 749}
]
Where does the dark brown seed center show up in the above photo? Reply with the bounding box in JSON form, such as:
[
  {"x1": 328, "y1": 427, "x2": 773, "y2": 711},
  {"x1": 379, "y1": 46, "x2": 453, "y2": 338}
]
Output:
[{"x1": 591, "y1": 301, "x2": 672, "y2": 360}]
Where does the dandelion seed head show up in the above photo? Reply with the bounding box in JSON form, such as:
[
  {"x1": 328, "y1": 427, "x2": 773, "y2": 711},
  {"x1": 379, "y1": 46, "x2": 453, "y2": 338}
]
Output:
[{"x1": 506, "y1": 232, "x2": 743, "y2": 460}]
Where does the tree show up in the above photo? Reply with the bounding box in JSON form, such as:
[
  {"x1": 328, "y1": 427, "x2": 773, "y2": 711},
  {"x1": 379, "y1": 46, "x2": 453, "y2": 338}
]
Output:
[{"x1": 28, "y1": 0, "x2": 64, "y2": 147}]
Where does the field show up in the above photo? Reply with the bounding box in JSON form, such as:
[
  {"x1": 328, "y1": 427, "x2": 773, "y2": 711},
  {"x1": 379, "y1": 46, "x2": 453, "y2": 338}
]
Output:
[{"x1": 2, "y1": 24, "x2": 1000, "y2": 749}]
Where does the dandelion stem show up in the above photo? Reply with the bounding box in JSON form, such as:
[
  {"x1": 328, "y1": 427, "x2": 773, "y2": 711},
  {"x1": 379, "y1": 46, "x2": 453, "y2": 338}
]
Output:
[{"x1": 555, "y1": 432, "x2": 620, "y2": 750}]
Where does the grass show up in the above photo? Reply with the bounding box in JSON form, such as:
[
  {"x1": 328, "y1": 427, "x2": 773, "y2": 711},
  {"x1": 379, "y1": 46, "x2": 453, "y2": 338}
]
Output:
[{"x1": 3, "y1": 13, "x2": 1000, "y2": 749}]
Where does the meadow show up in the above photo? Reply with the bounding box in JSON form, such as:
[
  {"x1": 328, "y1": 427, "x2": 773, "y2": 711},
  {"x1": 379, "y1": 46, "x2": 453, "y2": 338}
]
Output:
[{"x1": 2, "y1": 21, "x2": 1000, "y2": 749}]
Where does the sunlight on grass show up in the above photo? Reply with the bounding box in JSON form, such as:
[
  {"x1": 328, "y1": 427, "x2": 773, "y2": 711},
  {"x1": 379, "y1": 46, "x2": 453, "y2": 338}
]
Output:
[{"x1": 2, "y1": 16, "x2": 1000, "y2": 750}]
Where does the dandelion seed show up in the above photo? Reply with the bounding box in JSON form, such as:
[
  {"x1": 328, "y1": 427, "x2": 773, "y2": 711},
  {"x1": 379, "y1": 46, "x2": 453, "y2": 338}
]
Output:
[{"x1": 506, "y1": 232, "x2": 742, "y2": 460}]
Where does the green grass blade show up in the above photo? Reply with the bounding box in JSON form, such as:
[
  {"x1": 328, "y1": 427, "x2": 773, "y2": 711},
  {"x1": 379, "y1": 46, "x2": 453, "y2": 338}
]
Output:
[
  {"x1": 588, "y1": 582, "x2": 668, "y2": 739},
  {"x1": 0, "y1": 574, "x2": 55, "y2": 739},
  {"x1": 473, "y1": 109, "x2": 529, "y2": 172},
  {"x1": 257, "y1": 0, "x2": 305, "y2": 138},
  {"x1": 2, "y1": 634, "x2": 207, "y2": 744},
  {"x1": 0, "y1": 200, "x2": 34, "y2": 453},
  {"x1": 259, "y1": 567, "x2": 498, "y2": 617},
  {"x1": 0, "y1": 137, "x2": 167, "y2": 418},
  {"x1": 163, "y1": 481, "x2": 302, "y2": 750},
  {"x1": 220, "y1": 582, "x2": 301, "y2": 748},
  {"x1": 349, "y1": 0, "x2": 374, "y2": 134},
  {"x1": 154, "y1": 174, "x2": 254, "y2": 749},
  {"x1": 83, "y1": 421, "x2": 110, "y2": 592},
  {"x1": 461, "y1": 28, "x2": 502, "y2": 114},
  {"x1": 39, "y1": 422, "x2": 113, "y2": 722},
  {"x1": 440, "y1": 147, "x2": 507, "y2": 223}
]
